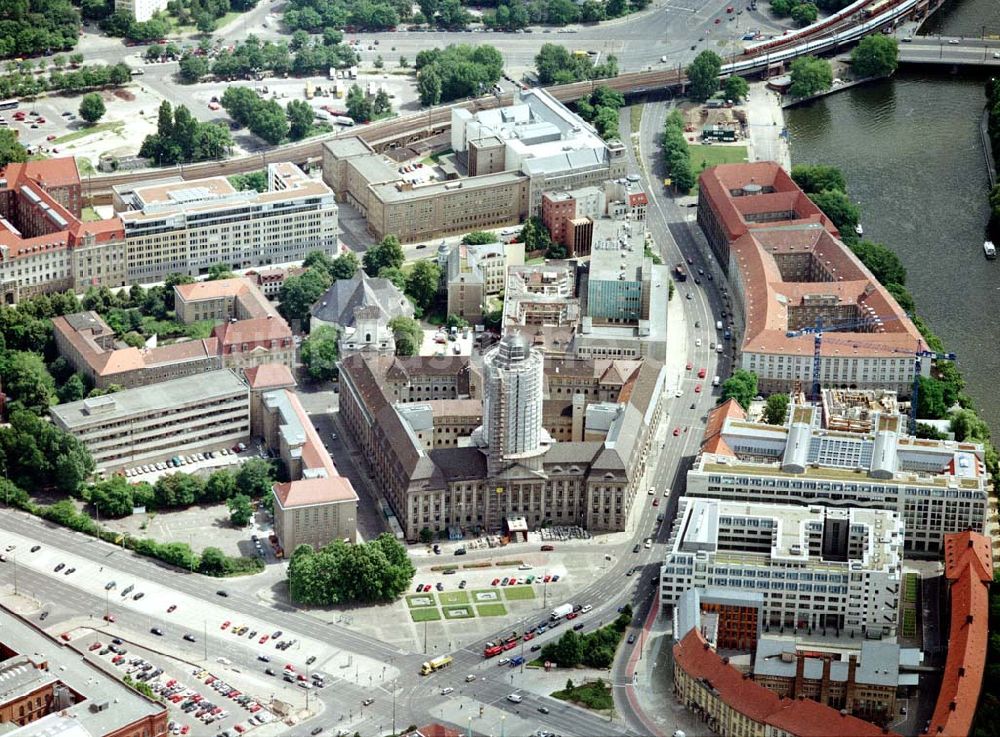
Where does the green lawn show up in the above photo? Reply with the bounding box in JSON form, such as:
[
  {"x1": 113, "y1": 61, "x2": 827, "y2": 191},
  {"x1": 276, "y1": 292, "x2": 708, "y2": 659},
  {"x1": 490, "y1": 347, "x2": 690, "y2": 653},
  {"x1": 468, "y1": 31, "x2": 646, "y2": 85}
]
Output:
[
  {"x1": 904, "y1": 573, "x2": 919, "y2": 604},
  {"x1": 503, "y1": 586, "x2": 536, "y2": 601},
  {"x1": 81, "y1": 206, "x2": 102, "y2": 222},
  {"x1": 901, "y1": 608, "x2": 917, "y2": 638},
  {"x1": 443, "y1": 605, "x2": 475, "y2": 620},
  {"x1": 53, "y1": 121, "x2": 124, "y2": 145},
  {"x1": 476, "y1": 603, "x2": 507, "y2": 617},
  {"x1": 629, "y1": 104, "x2": 643, "y2": 135},
  {"x1": 405, "y1": 594, "x2": 438, "y2": 609},
  {"x1": 551, "y1": 679, "x2": 613, "y2": 711},
  {"x1": 77, "y1": 157, "x2": 96, "y2": 176},
  {"x1": 410, "y1": 607, "x2": 442, "y2": 622},
  {"x1": 688, "y1": 144, "x2": 749, "y2": 173},
  {"x1": 438, "y1": 590, "x2": 470, "y2": 606}
]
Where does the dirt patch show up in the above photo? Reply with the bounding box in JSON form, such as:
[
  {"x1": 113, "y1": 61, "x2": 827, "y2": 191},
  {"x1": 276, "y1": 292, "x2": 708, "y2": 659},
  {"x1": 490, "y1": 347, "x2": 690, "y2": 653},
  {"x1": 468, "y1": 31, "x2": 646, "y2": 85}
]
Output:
[{"x1": 113, "y1": 89, "x2": 135, "y2": 101}]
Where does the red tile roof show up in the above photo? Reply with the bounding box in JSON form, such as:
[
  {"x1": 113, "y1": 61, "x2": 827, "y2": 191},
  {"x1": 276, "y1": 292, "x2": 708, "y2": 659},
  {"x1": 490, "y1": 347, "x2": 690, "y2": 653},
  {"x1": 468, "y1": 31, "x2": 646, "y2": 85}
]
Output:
[
  {"x1": 700, "y1": 398, "x2": 745, "y2": 456},
  {"x1": 674, "y1": 630, "x2": 898, "y2": 737},
  {"x1": 20, "y1": 157, "x2": 81, "y2": 188},
  {"x1": 244, "y1": 363, "x2": 296, "y2": 389},
  {"x1": 273, "y1": 477, "x2": 357, "y2": 507},
  {"x1": 927, "y1": 531, "x2": 992, "y2": 737},
  {"x1": 213, "y1": 316, "x2": 291, "y2": 347}
]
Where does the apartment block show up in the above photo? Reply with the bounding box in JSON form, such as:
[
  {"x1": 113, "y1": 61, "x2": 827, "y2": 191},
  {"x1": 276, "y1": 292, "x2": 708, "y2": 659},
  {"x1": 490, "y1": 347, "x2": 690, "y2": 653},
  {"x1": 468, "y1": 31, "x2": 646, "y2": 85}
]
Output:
[
  {"x1": 445, "y1": 239, "x2": 525, "y2": 322},
  {"x1": 50, "y1": 369, "x2": 250, "y2": 473},
  {"x1": 697, "y1": 162, "x2": 926, "y2": 395},
  {"x1": 0, "y1": 158, "x2": 126, "y2": 302},
  {"x1": 265, "y1": 389, "x2": 358, "y2": 550},
  {"x1": 115, "y1": 162, "x2": 337, "y2": 282},
  {"x1": 660, "y1": 497, "x2": 903, "y2": 637},
  {"x1": 691, "y1": 400, "x2": 991, "y2": 555},
  {"x1": 0, "y1": 604, "x2": 167, "y2": 736}
]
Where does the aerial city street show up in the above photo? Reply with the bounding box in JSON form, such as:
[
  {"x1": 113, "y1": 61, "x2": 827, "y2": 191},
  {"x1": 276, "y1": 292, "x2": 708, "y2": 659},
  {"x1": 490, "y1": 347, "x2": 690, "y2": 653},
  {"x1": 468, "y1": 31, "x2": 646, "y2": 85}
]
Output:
[{"x1": 0, "y1": 0, "x2": 996, "y2": 735}]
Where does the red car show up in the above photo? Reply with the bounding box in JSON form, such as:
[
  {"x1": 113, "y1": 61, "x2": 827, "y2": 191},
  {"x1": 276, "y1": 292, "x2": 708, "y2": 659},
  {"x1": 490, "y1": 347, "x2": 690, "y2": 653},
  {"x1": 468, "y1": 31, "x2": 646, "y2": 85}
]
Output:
[
  {"x1": 502, "y1": 640, "x2": 517, "y2": 651},
  {"x1": 424, "y1": 584, "x2": 433, "y2": 592},
  {"x1": 686, "y1": 362, "x2": 693, "y2": 371},
  {"x1": 249, "y1": 704, "x2": 261, "y2": 713},
  {"x1": 36, "y1": 118, "x2": 45, "y2": 124},
  {"x1": 46, "y1": 134, "x2": 56, "y2": 141},
  {"x1": 259, "y1": 634, "x2": 269, "y2": 644},
  {"x1": 221, "y1": 621, "x2": 231, "y2": 630},
  {"x1": 673, "y1": 427, "x2": 681, "y2": 436},
  {"x1": 543, "y1": 575, "x2": 552, "y2": 583},
  {"x1": 112, "y1": 655, "x2": 125, "y2": 664},
  {"x1": 234, "y1": 726, "x2": 245, "y2": 735},
  {"x1": 181, "y1": 727, "x2": 190, "y2": 735},
  {"x1": 523, "y1": 631, "x2": 535, "y2": 641},
  {"x1": 88, "y1": 642, "x2": 102, "y2": 651},
  {"x1": 695, "y1": 384, "x2": 702, "y2": 393},
  {"x1": 714, "y1": 17, "x2": 721, "y2": 22},
  {"x1": 653, "y1": 499, "x2": 660, "y2": 507},
  {"x1": 284, "y1": 664, "x2": 295, "y2": 672},
  {"x1": 697, "y1": 368, "x2": 706, "y2": 378},
  {"x1": 167, "y1": 604, "x2": 177, "y2": 613},
  {"x1": 491, "y1": 578, "x2": 500, "y2": 586},
  {"x1": 566, "y1": 611, "x2": 578, "y2": 620}
]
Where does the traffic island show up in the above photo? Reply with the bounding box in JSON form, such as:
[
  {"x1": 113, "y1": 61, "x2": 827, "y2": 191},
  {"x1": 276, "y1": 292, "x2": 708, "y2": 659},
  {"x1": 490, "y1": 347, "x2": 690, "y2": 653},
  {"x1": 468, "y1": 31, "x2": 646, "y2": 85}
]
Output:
[{"x1": 551, "y1": 678, "x2": 614, "y2": 712}]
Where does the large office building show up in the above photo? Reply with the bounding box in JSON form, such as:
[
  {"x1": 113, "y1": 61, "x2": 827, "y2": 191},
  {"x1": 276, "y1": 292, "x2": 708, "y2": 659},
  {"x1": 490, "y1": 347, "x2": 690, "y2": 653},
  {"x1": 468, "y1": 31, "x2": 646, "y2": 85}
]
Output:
[
  {"x1": 444, "y1": 239, "x2": 525, "y2": 323},
  {"x1": 0, "y1": 604, "x2": 167, "y2": 736},
  {"x1": 697, "y1": 162, "x2": 926, "y2": 395},
  {"x1": 264, "y1": 388, "x2": 358, "y2": 550},
  {"x1": 322, "y1": 89, "x2": 627, "y2": 243},
  {"x1": 690, "y1": 400, "x2": 991, "y2": 556},
  {"x1": 541, "y1": 178, "x2": 648, "y2": 257},
  {"x1": 50, "y1": 369, "x2": 250, "y2": 473},
  {"x1": 0, "y1": 158, "x2": 127, "y2": 302},
  {"x1": 338, "y1": 344, "x2": 666, "y2": 540},
  {"x1": 660, "y1": 497, "x2": 903, "y2": 637},
  {"x1": 114, "y1": 162, "x2": 338, "y2": 282}
]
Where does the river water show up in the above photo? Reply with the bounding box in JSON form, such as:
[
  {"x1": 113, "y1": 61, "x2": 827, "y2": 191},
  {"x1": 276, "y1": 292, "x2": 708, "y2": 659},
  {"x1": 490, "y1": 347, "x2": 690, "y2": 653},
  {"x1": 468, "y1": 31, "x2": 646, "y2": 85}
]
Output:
[{"x1": 785, "y1": 0, "x2": 1000, "y2": 434}]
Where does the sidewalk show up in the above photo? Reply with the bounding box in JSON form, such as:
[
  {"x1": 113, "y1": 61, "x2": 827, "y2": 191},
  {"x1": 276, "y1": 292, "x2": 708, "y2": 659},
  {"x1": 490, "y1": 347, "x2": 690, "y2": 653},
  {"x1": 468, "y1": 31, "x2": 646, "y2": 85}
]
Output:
[{"x1": 744, "y1": 82, "x2": 791, "y2": 170}]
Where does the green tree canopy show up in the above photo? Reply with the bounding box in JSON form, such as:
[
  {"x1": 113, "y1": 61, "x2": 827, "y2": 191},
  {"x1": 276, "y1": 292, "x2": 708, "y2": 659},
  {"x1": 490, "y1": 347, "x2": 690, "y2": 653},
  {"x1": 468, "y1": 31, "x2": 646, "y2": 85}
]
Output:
[
  {"x1": 763, "y1": 393, "x2": 790, "y2": 425},
  {"x1": 720, "y1": 369, "x2": 758, "y2": 411},
  {"x1": 462, "y1": 231, "x2": 497, "y2": 245},
  {"x1": 204, "y1": 469, "x2": 237, "y2": 503},
  {"x1": 236, "y1": 458, "x2": 275, "y2": 498},
  {"x1": 415, "y1": 44, "x2": 504, "y2": 104},
  {"x1": 404, "y1": 260, "x2": 441, "y2": 312},
  {"x1": 723, "y1": 75, "x2": 749, "y2": 102},
  {"x1": 0, "y1": 129, "x2": 28, "y2": 169},
  {"x1": 198, "y1": 546, "x2": 229, "y2": 575},
  {"x1": 686, "y1": 50, "x2": 723, "y2": 102},
  {"x1": 790, "y1": 2, "x2": 817, "y2": 25},
  {"x1": 301, "y1": 325, "x2": 340, "y2": 381},
  {"x1": 851, "y1": 35, "x2": 898, "y2": 78},
  {"x1": 363, "y1": 235, "x2": 405, "y2": 276},
  {"x1": 791, "y1": 164, "x2": 846, "y2": 194},
  {"x1": 389, "y1": 315, "x2": 423, "y2": 356},
  {"x1": 789, "y1": 55, "x2": 833, "y2": 98},
  {"x1": 0, "y1": 350, "x2": 56, "y2": 415},
  {"x1": 849, "y1": 240, "x2": 906, "y2": 288},
  {"x1": 277, "y1": 266, "x2": 332, "y2": 325},
  {"x1": 809, "y1": 189, "x2": 860, "y2": 236},
  {"x1": 79, "y1": 92, "x2": 106, "y2": 124},
  {"x1": 288, "y1": 533, "x2": 416, "y2": 605},
  {"x1": 286, "y1": 99, "x2": 314, "y2": 140},
  {"x1": 228, "y1": 493, "x2": 254, "y2": 527},
  {"x1": 86, "y1": 475, "x2": 135, "y2": 517}
]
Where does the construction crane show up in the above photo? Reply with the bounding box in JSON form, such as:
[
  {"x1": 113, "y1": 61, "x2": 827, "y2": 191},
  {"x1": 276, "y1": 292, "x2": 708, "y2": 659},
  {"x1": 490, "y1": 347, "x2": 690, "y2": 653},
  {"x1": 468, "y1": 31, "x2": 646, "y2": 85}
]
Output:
[{"x1": 786, "y1": 317, "x2": 956, "y2": 432}]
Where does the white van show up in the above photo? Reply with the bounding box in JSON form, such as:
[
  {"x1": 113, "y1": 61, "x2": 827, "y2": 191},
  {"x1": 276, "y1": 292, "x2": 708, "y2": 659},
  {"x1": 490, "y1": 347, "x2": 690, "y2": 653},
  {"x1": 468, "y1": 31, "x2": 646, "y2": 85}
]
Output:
[
  {"x1": 712, "y1": 375, "x2": 720, "y2": 386},
  {"x1": 716, "y1": 344, "x2": 723, "y2": 354},
  {"x1": 716, "y1": 320, "x2": 723, "y2": 330}
]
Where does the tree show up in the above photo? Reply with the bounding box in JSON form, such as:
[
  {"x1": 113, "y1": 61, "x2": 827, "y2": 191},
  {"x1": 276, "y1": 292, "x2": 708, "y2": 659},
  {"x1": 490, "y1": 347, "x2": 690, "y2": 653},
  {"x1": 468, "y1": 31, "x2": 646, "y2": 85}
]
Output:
[
  {"x1": 789, "y1": 55, "x2": 833, "y2": 98},
  {"x1": 228, "y1": 493, "x2": 254, "y2": 527},
  {"x1": 542, "y1": 629, "x2": 583, "y2": 667},
  {"x1": 301, "y1": 325, "x2": 340, "y2": 381},
  {"x1": 518, "y1": 216, "x2": 552, "y2": 253},
  {"x1": 686, "y1": 50, "x2": 723, "y2": 102},
  {"x1": 330, "y1": 251, "x2": 359, "y2": 281},
  {"x1": 346, "y1": 83, "x2": 374, "y2": 123},
  {"x1": 417, "y1": 67, "x2": 442, "y2": 106},
  {"x1": 723, "y1": 75, "x2": 749, "y2": 102},
  {"x1": 405, "y1": 260, "x2": 441, "y2": 312},
  {"x1": 720, "y1": 369, "x2": 758, "y2": 411},
  {"x1": 286, "y1": 99, "x2": 313, "y2": 140},
  {"x1": 250, "y1": 99, "x2": 289, "y2": 144},
  {"x1": 235, "y1": 458, "x2": 275, "y2": 498},
  {"x1": 179, "y1": 52, "x2": 209, "y2": 82},
  {"x1": 207, "y1": 263, "x2": 235, "y2": 280},
  {"x1": 809, "y1": 189, "x2": 860, "y2": 236},
  {"x1": 419, "y1": 527, "x2": 433, "y2": 544},
  {"x1": 153, "y1": 473, "x2": 205, "y2": 508},
  {"x1": 770, "y1": 0, "x2": 792, "y2": 13},
  {"x1": 764, "y1": 393, "x2": 789, "y2": 425},
  {"x1": 0, "y1": 351, "x2": 56, "y2": 415},
  {"x1": 790, "y1": 2, "x2": 817, "y2": 25},
  {"x1": 851, "y1": 35, "x2": 899, "y2": 78},
  {"x1": 849, "y1": 240, "x2": 906, "y2": 288},
  {"x1": 0, "y1": 129, "x2": 28, "y2": 169},
  {"x1": 277, "y1": 267, "x2": 332, "y2": 324},
  {"x1": 204, "y1": 469, "x2": 237, "y2": 502},
  {"x1": 791, "y1": 164, "x2": 846, "y2": 194},
  {"x1": 374, "y1": 54, "x2": 384, "y2": 69},
  {"x1": 57, "y1": 373, "x2": 86, "y2": 403},
  {"x1": 462, "y1": 231, "x2": 496, "y2": 245},
  {"x1": 87, "y1": 476, "x2": 135, "y2": 517},
  {"x1": 199, "y1": 546, "x2": 229, "y2": 575},
  {"x1": 916, "y1": 376, "x2": 948, "y2": 419},
  {"x1": 288, "y1": 533, "x2": 415, "y2": 605},
  {"x1": 79, "y1": 93, "x2": 106, "y2": 124},
  {"x1": 196, "y1": 11, "x2": 215, "y2": 32},
  {"x1": 951, "y1": 408, "x2": 991, "y2": 442},
  {"x1": 363, "y1": 235, "x2": 404, "y2": 276},
  {"x1": 389, "y1": 316, "x2": 423, "y2": 356},
  {"x1": 373, "y1": 89, "x2": 391, "y2": 116},
  {"x1": 415, "y1": 45, "x2": 503, "y2": 104},
  {"x1": 399, "y1": 55, "x2": 409, "y2": 68}
]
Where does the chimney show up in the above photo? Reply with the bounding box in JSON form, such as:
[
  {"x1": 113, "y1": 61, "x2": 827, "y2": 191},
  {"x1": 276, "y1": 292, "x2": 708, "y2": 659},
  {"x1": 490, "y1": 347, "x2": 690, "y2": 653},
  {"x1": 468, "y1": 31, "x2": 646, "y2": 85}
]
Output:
[
  {"x1": 820, "y1": 656, "x2": 832, "y2": 705},
  {"x1": 793, "y1": 653, "x2": 805, "y2": 699},
  {"x1": 845, "y1": 654, "x2": 858, "y2": 713}
]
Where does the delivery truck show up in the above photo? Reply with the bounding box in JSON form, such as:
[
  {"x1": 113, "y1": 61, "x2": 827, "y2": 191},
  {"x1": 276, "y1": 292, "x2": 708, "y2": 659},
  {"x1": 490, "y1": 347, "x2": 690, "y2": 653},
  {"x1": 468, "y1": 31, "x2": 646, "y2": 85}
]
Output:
[{"x1": 550, "y1": 604, "x2": 574, "y2": 620}]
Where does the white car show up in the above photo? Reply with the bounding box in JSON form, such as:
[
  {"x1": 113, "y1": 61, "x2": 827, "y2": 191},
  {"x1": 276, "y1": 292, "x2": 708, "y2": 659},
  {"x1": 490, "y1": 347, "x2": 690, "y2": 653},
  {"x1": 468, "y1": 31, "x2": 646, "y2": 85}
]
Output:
[
  {"x1": 440, "y1": 687, "x2": 454, "y2": 695},
  {"x1": 663, "y1": 488, "x2": 670, "y2": 497},
  {"x1": 581, "y1": 604, "x2": 593, "y2": 613},
  {"x1": 498, "y1": 657, "x2": 510, "y2": 666},
  {"x1": 465, "y1": 674, "x2": 476, "y2": 682},
  {"x1": 675, "y1": 389, "x2": 683, "y2": 397},
  {"x1": 695, "y1": 338, "x2": 702, "y2": 347},
  {"x1": 647, "y1": 486, "x2": 655, "y2": 495},
  {"x1": 507, "y1": 693, "x2": 522, "y2": 703}
]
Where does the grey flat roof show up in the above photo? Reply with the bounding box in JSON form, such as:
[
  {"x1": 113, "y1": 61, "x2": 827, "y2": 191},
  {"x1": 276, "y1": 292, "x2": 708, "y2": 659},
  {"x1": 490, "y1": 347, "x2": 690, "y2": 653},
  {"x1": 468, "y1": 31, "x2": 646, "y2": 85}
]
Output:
[
  {"x1": 50, "y1": 369, "x2": 248, "y2": 429},
  {"x1": 324, "y1": 136, "x2": 373, "y2": 159},
  {"x1": 0, "y1": 605, "x2": 164, "y2": 735},
  {"x1": 351, "y1": 154, "x2": 399, "y2": 186},
  {"x1": 753, "y1": 637, "x2": 901, "y2": 687},
  {"x1": 372, "y1": 170, "x2": 525, "y2": 203}
]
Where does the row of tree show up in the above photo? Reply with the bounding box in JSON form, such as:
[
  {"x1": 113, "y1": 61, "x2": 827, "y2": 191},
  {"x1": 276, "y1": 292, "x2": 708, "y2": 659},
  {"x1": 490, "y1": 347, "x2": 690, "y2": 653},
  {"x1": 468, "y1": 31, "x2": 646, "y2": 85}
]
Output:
[
  {"x1": 415, "y1": 44, "x2": 504, "y2": 106},
  {"x1": 540, "y1": 606, "x2": 632, "y2": 668},
  {"x1": 0, "y1": 62, "x2": 132, "y2": 100},
  {"x1": 346, "y1": 83, "x2": 392, "y2": 123},
  {"x1": 139, "y1": 100, "x2": 233, "y2": 164},
  {"x1": 768, "y1": 0, "x2": 817, "y2": 27},
  {"x1": 483, "y1": 0, "x2": 648, "y2": 30},
  {"x1": 662, "y1": 109, "x2": 696, "y2": 192},
  {"x1": 288, "y1": 534, "x2": 415, "y2": 604},
  {"x1": 0, "y1": 0, "x2": 80, "y2": 59},
  {"x1": 534, "y1": 44, "x2": 618, "y2": 86},
  {"x1": 191, "y1": 34, "x2": 358, "y2": 82}
]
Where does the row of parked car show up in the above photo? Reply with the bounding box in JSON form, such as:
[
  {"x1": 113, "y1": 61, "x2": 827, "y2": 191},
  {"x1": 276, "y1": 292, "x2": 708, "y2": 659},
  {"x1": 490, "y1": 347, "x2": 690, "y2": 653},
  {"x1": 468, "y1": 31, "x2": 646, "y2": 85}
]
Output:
[{"x1": 125, "y1": 448, "x2": 237, "y2": 477}]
